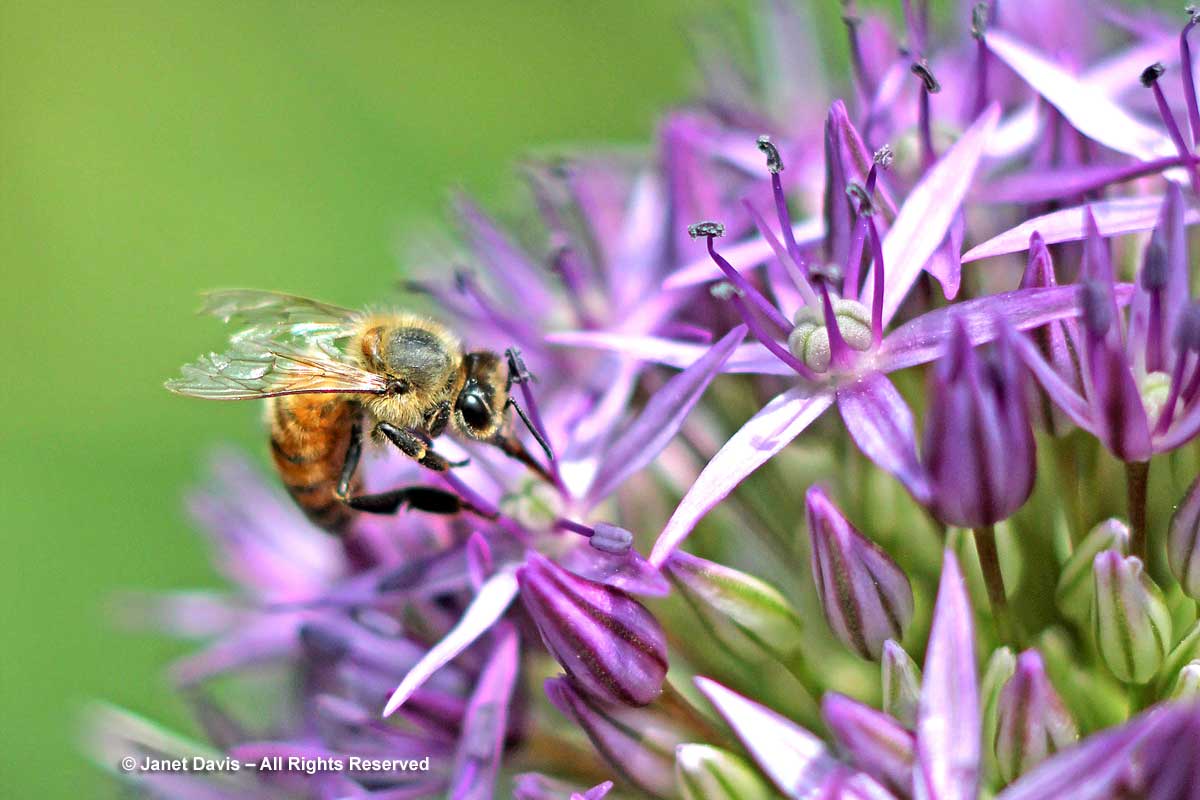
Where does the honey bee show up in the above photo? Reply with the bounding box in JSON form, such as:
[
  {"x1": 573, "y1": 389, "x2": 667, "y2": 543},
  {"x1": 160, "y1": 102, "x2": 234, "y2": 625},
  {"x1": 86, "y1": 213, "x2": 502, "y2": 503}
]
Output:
[{"x1": 167, "y1": 290, "x2": 552, "y2": 533}]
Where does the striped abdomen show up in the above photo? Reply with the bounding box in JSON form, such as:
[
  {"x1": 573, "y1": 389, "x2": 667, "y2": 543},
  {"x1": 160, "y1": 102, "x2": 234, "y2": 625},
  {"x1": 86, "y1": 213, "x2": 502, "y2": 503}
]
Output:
[{"x1": 267, "y1": 394, "x2": 361, "y2": 533}]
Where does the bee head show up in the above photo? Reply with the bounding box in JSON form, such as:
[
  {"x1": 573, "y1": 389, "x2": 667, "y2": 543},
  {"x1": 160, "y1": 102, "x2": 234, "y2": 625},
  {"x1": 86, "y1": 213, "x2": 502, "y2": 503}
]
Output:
[{"x1": 455, "y1": 351, "x2": 507, "y2": 439}]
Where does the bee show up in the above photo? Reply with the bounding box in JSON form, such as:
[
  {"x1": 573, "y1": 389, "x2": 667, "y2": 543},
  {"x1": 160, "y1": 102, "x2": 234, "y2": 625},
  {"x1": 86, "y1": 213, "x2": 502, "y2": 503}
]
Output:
[{"x1": 166, "y1": 290, "x2": 552, "y2": 534}]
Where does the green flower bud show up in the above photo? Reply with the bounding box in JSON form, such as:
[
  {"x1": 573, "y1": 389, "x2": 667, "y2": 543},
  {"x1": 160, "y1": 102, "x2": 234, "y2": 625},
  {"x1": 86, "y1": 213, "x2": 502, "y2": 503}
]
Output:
[
  {"x1": 665, "y1": 551, "x2": 803, "y2": 662},
  {"x1": 1091, "y1": 552, "x2": 1172, "y2": 684},
  {"x1": 675, "y1": 744, "x2": 774, "y2": 800},
  {"x1": 1055, "y1": 518, "x2": 1130, "y2": 622},
  {"x1": 981, "y1": 646, "x2": 1017, "y2": 784},
  {"x1": 881, "y1": 639, "x2": 922, "y2": 727}
]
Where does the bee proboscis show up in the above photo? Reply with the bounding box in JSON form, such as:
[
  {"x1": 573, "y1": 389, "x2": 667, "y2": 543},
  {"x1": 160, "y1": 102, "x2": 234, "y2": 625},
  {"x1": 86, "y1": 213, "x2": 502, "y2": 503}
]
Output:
[{"x1": 167, "y1": 290, "x2": 552, "y2": 533}]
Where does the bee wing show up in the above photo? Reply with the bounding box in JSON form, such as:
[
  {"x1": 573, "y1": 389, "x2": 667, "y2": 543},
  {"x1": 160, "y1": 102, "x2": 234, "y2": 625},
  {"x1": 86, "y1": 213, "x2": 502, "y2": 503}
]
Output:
[
  {"x1": 199, "y1": 289, "x2": 361, "y2": 329},
  {"x1": 167, "y1": 330, "x2": 387, "y2": 400}
]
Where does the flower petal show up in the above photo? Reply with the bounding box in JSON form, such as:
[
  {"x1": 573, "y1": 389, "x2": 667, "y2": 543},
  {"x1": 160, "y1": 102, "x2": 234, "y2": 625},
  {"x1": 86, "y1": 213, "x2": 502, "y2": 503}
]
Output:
[
  {"x1": 962, "y1": 196, "x2": 1200, "y2": 262},
  {"x1": 447, "y1": 623, "x2": 520, "y2": 800},
  {"x1": 836, "y1": 373, "x2": 929, "y2": 503},
  {"x1": 649, "y1": 388, "x2": 835, "y2": 567},
  {"x1": 383, "y1": 569, "x2": 519, "y2": 717},
  {"x1": 693, "y1": 677, "x2": 838, "y2": 797},
  {"x1": 986, "y1": 30, "x2": 1173, "y2": 161},
  {"x1": 915, "y1": 550, "x2": 980, "y2": 800},
  {"x1": 587, "y1": 326, "x2": 745, "y2": 503},
  {"x1": 861, "y1": 104, "x2": 1000, "y2": 326},
  {"x1": 546, "y1": 331, "x2": 791, "y2": 375},
  {"x1": 876, "y1": 284, "x2": 1133, "y2": 374}
]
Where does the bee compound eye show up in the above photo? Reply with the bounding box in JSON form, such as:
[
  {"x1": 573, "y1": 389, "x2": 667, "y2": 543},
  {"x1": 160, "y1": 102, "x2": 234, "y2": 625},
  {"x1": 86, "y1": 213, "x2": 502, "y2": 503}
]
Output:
[{"x1": 458, "y1": 393, "x2": 489, "y2": 429}]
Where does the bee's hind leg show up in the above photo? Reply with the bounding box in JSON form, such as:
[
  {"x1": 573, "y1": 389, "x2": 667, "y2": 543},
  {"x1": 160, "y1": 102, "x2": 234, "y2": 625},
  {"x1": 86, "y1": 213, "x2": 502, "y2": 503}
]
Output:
[
  {"x1": 335, "y1": 424, "x2": 490, "y2": 517},
  {"x1": 376, "y1": 421, "x2": 468, "y2": 471}
]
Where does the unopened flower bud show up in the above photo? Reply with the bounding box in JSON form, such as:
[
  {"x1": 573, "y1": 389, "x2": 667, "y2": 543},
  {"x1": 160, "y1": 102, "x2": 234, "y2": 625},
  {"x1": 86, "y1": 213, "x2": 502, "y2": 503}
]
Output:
[
  {"x1": 665, "y1": 550, "x2": 803, "y2": 663},
  {"x1": 1170, "y1": 661, "x2": 1200, "y2": 700},
  {"x1": 993, "y1": 650, "x2": 1078, "y2": 784},
  {"x1": 923, "y1": 321, "x2": 1036, "y2": 527},
  {"x1": 981, "y1": 646, "x2": 1017, "y2": 784},
  {"x1": 545, "y1": 677, "x2": 677, "y2": 797},
  {"x1": 823, "y1": 692, "x2": 915, "y2": 795},
  {"x1": 881, "y1": 640, "x2": 922, "y2": 726},
  {"x1": 1091, "y1": 551, "x2": 1172, "y2": 684},
  {"x1": 675, "y1": 744, "x2": 774, "y2": 800},
  {"x1": 806, "y1": 486, "x2": 914, "y2": 660},
  {"x1": 788, "y1": 300, "x2": 873, "y2": 372},
  {"x1": 1169, "y1": 473, "x2": 1200, "y2": 599},
  {"x1": 1055, "y1": 518, "x2": 1130, "y2": 621},
  {"x1": 518, "y1": 554, "x2": 667, "y2": 706}
]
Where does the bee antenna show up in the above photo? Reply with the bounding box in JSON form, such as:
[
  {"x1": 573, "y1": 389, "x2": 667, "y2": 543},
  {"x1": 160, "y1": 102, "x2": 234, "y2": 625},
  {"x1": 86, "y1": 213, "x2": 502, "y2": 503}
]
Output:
[{"x1": 506, "y1": 396, "x2": 555, "y2": 462}]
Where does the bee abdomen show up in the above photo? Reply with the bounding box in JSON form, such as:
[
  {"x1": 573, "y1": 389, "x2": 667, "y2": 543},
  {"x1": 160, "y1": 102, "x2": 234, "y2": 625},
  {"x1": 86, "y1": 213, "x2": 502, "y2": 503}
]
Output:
[{"x1": 267, "y1": 395, "x2": 361, "y2": 534}]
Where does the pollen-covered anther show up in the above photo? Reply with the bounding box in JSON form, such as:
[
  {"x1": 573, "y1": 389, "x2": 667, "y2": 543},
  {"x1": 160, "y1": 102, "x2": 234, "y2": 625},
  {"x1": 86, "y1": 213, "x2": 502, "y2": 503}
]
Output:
[
  {"x1": 688, "y1": 221, "x2": 725, "y2": 240},
  {"x1": 788, "y1": 299, "x2": 872, "y2": 372},
  {"x1": 971, "y1": 2, "x2": 989, "y2": 39},
  {"x1": 873, "y1": 145, "x2": 894, "y2": 168},
  {"x1": 756, "y1": 134, "x2": 784, "y2": 174},
  {"x1": 911, "y1": 60, "x2": 941, "y2": 93}
]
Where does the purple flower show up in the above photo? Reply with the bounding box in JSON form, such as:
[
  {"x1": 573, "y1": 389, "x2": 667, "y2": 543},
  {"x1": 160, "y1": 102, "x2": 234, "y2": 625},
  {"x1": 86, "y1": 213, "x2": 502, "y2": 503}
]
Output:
[
  {"x1": 805, "y1": 486, "x2": 914, "y2": 660},
  {"x1": 544, "y1": 677, "x2": 679, "y2": 798},
  {"x1": 923, "y1": 319, "x2": 1036, "y2": 529},
  {"x1": 992, "y1": 650, "x2": 1078, "y2": 784},
  {"x1": 517, "y1": 553, "x2": 668, "y2": 707},
  {"x1": 553, "y1": 103, "x2": 1100, "y2": 566},
  {"x1": 1168, "y1": 469, "x2": 1200, "y2": 599}
]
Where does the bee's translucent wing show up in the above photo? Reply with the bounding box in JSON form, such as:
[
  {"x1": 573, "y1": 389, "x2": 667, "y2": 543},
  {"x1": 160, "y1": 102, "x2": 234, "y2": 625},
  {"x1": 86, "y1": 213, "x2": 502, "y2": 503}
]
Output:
[
  {"x1": 199, "y1": 289, "x2": 361, "y2": 329},
  {"x1": 167, "y1": 333, "x2": 387, "y2": 399}
]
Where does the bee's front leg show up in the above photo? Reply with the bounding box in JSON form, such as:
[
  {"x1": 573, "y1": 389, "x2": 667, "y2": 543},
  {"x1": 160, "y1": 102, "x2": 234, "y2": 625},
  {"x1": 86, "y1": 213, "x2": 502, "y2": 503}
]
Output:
[
  {"x1": 335, "y1": 424, "x2": 489, "y2": 518},
  {"x1": 376, "y1": 421, "x2": 467, "y2": 471}
]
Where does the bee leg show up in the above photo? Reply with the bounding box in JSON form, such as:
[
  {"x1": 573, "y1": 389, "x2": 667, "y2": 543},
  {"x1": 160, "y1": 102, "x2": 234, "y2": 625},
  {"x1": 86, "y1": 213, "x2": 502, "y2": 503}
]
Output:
[
  {"x1": 336, "y1": 424, "x2": 364, "y2": 500},
  {"x1": 425, "y1": 401, "x2": 452, "y2": 437},
  {"x1": 376, "y1": 421, "x2": 466, "y2": 471},
  {"x1": 345, "y1": 486, "x2": 493, "y2": 517}
]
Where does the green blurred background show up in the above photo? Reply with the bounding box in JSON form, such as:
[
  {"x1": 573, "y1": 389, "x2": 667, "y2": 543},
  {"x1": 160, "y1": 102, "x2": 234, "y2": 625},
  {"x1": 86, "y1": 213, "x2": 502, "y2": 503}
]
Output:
[{"x1": 0, "y1": 1, "x2": 973, "y2": 795}]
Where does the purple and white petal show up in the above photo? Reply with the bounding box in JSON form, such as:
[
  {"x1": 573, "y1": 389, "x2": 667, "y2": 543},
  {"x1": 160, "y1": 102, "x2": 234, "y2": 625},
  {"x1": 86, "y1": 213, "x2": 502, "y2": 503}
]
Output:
[{"x1": 649, "y1": 388, "x2": 835, "y2": 567}]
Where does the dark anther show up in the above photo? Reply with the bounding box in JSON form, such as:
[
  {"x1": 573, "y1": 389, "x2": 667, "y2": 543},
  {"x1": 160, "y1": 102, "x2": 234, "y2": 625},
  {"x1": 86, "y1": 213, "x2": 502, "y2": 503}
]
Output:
[
  {"x1": 453, "y1": 270, "x2": 472, "y2": 292},
  {"x1": 971, "y1": 2, "x2": 989, "y2": 39},
  {"x1": 1141, "y1": 239, "x2": 1169, "y2": 291},
  {"x1": 873, "y1": 145, "x2": 895, "y2": 168},
  {"x1": 1080, "y1": 282, "x2": 1113, "y2": 335},
  {"x1": 911, "y1": 60, "x2": 942, "y2": 93},
  {"x1": 809, "y1": 262, "x2": 844, "y2": 285},
  {"x1": 756, "y1": 135, "x2": 784, "y2": 174},
  {"x1": 505, "y1": 347, "x2": 535, "y2": 385},
  {"x1": 1141, "y1": 62, "x2": 1166, "y2": 88},
  {"x1": 846, "y1": 182, "x2": 874, "y2": 215},
  {"x1": 709, "y1": 281, "x2": 744, "y2": 300},
  {"x1": 1189, "y1": 5, "x2": 1200, "y2": 24},
  {"x1": 688, "y1": 221, "x2": 726, "y2": 239}
]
